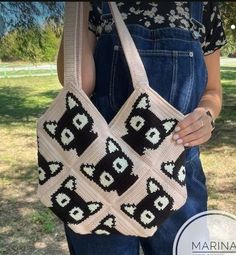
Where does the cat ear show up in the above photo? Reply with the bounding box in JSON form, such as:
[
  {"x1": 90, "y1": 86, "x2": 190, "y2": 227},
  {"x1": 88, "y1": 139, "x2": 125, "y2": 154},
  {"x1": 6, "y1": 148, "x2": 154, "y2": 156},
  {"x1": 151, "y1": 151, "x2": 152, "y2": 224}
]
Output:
[
  {"x1": 66, "y1": 92, "x2": 82, "y2": 110},
  {"x1": 81, "y1": 164, "x2": 96, "y2": 178},
  {"x1": 106, "y1": 138, "x2": 121, "y2": 154},
  {"x1": 133, "y1": 93, "x2": 150, "y2": 110},
  {"x1": 92, "y1": 215, "x2": 116, "y2": 235},
  {"x1": 38, "y1": 167, "x2": 46, "y2": 183},
  {"x1": 161, "y1": 119, "x2": 178, "y2": 135},
  {"x1": 146, "y1": 178, "x2": 162, "y2": 194},
  {"x1": 102, "y1": 215, "x2": 116, "y2": 228},
  {"x1": 121, "y1": 203, "x2": 137, "y2": 217},
  {"x1": 87, "y1": 202, "x2": 103, "y2": 215},
  {"x1": 48, "y1": 162, "x2": 63, "y2": 175},
  {"x1": 161, "y1": 161, "x2": 175, "y2": 177},
  {"x1": 61, "y1": 176, "x2": 77, "y2": 190},
  {"x1": 44, "y1": 121, "x2": 57, "y2": 137}
]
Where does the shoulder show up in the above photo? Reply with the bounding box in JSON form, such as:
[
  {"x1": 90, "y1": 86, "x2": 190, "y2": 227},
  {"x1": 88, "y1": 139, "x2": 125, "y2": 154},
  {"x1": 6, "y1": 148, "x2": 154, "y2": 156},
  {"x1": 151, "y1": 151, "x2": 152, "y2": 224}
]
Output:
[
  {"x1": 202, "y1": 1, "x2": 221, "y2": 23},
  {"x1": 201, "y1": 1, "x2": 227, "y2": 55}
]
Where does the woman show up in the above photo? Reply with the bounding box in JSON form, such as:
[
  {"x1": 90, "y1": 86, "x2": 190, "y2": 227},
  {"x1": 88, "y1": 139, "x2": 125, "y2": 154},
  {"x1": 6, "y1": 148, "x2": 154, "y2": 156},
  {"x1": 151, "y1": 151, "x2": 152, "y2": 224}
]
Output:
[{"x1": 57, "y1": 1, "x2": 227, "y2": 255}]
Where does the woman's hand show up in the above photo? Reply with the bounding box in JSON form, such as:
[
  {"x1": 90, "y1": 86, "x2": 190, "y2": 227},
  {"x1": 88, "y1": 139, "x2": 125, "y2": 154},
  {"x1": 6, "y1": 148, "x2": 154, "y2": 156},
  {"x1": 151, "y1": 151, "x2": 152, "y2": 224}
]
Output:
[
  {"x1": 172, "y1": 107, "x2": 215, "y2": 147},
  {"x1": 172, "y1": 49, "x2": 222, "y2": 147}
]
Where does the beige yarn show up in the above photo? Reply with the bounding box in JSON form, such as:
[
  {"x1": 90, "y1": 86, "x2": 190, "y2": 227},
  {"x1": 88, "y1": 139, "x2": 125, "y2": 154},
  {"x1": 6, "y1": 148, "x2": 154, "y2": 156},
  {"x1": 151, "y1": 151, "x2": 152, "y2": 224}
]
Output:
[{"x1": 36, "y1": 2, "x2": 187, "y2": 237}]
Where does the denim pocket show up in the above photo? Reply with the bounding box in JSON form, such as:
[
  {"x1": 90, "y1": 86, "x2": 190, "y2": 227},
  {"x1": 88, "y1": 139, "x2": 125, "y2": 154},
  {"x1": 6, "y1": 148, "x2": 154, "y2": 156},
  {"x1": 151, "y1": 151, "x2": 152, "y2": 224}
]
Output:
[
  {"x1": 108, "y1": 45, "x2": 134, "y2": 112},
  {"x1": 109, "y1": 44, "x2": 194, "y2": 114}
]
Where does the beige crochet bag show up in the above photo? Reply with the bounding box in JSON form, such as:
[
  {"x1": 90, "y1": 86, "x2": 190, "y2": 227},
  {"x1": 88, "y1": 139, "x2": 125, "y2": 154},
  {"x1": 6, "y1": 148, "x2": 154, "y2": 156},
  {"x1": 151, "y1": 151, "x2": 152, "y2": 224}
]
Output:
[{"x1": 36, "y1": 1, "x2": 187, "y2": 237}]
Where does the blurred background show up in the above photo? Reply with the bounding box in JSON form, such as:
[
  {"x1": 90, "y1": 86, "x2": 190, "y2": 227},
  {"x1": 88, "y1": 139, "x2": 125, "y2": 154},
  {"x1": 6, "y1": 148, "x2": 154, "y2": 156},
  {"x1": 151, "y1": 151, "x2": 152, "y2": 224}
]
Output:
[{"x1": 0, "y1": 2, "x2": 235, "y2": 255}]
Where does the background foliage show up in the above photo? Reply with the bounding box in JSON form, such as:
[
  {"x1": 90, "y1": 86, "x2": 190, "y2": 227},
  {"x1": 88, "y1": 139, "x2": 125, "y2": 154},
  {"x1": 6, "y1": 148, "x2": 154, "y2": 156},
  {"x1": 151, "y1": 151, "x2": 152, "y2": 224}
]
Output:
[
  {"x1": 0, "y1": 2, "x2": 64, "y2": 63},
  {"x1": 0, "y1": 2, "x2": 236, "y2": 62},
  {"x1": 219, "y1": 2, "x2": 236, "y2": 56}
]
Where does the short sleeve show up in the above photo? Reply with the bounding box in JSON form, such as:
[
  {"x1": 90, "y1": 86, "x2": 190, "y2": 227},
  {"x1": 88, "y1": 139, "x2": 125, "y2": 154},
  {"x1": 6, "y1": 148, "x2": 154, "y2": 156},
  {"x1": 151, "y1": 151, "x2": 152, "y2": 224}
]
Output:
[
  {"x1": 202, "y1": 2, "x2": 227, "y2": 56},
  {"x1": 88, "y1": 1, "x2": 102, "y2": 37}
]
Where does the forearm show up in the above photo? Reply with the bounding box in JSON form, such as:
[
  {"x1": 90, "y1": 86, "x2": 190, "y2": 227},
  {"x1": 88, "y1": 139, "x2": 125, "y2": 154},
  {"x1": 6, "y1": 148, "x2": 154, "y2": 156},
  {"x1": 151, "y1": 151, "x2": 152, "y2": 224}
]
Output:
[
  {"x1": 57, "y1": 33, "x2": 64, "y2": 86},
  {"x1": 198, "y1": 49, "x2": 222, "y2": 120},
  {"x1": 197, "y1": 86, "x2": 222, "y2": 120}
]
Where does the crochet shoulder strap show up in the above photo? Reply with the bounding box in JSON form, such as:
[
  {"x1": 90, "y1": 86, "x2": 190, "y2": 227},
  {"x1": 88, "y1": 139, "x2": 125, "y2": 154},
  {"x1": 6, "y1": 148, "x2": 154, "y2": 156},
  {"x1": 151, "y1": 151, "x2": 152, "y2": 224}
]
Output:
[
  {"x1": 63, "y1": 2, "x2": 83, "y2": 88},
  {"x1": 63, "y1": 2, "x2": 149, "y2": 90}
]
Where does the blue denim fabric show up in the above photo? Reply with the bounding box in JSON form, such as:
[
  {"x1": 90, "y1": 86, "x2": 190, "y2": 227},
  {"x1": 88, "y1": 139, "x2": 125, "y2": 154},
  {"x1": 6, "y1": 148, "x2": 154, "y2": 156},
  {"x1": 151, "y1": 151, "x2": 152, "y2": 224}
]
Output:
[{"x1": 64, "y1": 2, "x2": 208, "y2": 254}]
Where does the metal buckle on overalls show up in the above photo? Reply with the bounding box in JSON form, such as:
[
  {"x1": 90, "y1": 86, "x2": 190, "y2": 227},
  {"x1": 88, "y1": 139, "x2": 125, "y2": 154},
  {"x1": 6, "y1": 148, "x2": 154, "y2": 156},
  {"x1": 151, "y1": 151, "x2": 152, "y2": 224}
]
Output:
[
  {"x1": 189, "y1": 18, "x2": 205, "y2": 40},
  {"x1": 101, "y1": 2, "x2": 114, "y2": 33}
]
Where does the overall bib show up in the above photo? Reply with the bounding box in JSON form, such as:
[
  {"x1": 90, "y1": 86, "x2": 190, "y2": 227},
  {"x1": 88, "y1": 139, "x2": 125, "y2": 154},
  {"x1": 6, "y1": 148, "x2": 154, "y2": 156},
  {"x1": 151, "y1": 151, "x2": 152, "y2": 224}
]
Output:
[{"x1": 64, "y1": 2, "x2": 208, "y2": 255}]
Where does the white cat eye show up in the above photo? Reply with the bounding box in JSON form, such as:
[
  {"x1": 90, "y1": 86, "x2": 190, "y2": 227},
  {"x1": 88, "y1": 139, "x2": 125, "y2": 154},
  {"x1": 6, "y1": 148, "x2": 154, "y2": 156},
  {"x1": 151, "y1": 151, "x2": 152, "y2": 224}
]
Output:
[
  {"x1": 73, "y1": 113, "x2": 88, "y2": 130},
  {"x1": 100, "y1": 171, "x2": 114, "y2": 187},
  {"x1": 140, "y1": 209, "x2": 155, "y2": 225},
  {"x1": 61, "y1": 128, "x2": 74, "y2": 145},
  {"x1": 69, "y1": 207, "x2": 84, "y2": 221},
  {"x1": 178, "y1": 166, "x2": 186, "y2": 182},
  {"x1": 55, "y1": 193, "x2": 71, "y2": 207},
  {"x1": 154, "y1": 195, "x2": 169, "y2": 210},
  {"x1": 130, "y1": 115, "x2": 145, "y2": 131},
  {"x1": 145, "y1": 128, "x2": 160, "y2": 144},
  {"x1": 113, "y1": 157, "x2": 128, "y2": 173}
]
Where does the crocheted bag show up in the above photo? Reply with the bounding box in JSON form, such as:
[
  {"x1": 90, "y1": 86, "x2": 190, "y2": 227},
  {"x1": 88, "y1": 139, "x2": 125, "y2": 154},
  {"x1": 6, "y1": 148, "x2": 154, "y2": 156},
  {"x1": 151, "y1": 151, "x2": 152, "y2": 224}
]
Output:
[{"x1": 36, "y1": 2, "x2": 187, "y2": 237}]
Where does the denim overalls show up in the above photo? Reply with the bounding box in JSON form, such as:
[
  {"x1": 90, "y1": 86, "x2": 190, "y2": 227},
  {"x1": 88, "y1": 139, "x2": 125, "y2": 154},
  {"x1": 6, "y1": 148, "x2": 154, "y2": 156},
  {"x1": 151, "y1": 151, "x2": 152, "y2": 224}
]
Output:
[{"x1": 64, "y1": 2, "x2": 208, "y2": 255}]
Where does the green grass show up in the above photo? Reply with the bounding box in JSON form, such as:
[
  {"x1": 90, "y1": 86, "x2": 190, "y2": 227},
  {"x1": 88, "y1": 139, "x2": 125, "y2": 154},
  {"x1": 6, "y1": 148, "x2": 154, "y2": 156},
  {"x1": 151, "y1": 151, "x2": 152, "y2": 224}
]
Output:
[
  {"x1": 31, "y1": 209, "x2": 57, "y2": 234},
  {"x1": 0, "y1": 59, "x2": 235, "y2": 254},
  {"x1": 0, "y1": 69, "x2": 57, "y2": 78},
  {"x1": 0, "y1": 75, "x2": 67, "y2": 254},
  {"x1": 0, "y1": 76, "x2": 59, "y2": 125},
  {"x1": 200, "y1": 57, "x2": 236, "y2": 212}
]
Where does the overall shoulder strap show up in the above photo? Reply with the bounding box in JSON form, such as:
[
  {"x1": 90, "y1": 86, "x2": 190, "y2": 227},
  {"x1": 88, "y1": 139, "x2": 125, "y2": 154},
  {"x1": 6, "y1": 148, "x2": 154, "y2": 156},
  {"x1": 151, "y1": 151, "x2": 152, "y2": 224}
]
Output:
[
  {"x1": 190, "y1": 1, "x2": 203, "y2": 23},
  {"x1": 189, "y1": 2, "x2": 204, "y2": 39}
]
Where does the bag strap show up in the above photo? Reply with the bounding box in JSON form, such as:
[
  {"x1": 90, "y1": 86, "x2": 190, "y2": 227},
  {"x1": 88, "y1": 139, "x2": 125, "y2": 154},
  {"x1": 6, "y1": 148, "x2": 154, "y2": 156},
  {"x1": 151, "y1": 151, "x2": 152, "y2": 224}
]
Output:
[
  {"x1": 107, "y1": 2, "x2": 149, "y2": 89},
  {"x1": 63, "y1": 2, "x2": 84, "y2": 89},
  {"x1": 63, "y1": 2, "x2": 149, "y2": 90}
]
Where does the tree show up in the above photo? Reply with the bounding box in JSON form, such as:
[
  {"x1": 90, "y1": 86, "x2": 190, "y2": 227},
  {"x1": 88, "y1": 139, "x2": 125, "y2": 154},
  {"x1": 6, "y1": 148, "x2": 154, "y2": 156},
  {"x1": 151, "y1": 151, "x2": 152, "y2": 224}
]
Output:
[
  {"x1": 0, "y1": 23, "x2": 61, "y2": 63},
  {"x1": 41, "y1": 21, "x2": 62, "y2": 62},
  {"x1": 0, "y1": 2, "x2": 64, "y2": 62},
  {"x1": 0, "y1": 2, "x2": 64, "y2": 37},
  {"x1": 218, "y1": 2, "x2": 236, "y2": 55}
]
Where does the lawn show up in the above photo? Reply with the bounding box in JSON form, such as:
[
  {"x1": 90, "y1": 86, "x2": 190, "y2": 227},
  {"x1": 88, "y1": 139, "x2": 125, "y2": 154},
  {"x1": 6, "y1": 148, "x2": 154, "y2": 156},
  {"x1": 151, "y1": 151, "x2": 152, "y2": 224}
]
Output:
[
  {"x1": 0, "y1": 58, "x2": 235, "y2": 254},
  {"x1": 200, "y1": 57, "x2": 236, "y2": 212}
]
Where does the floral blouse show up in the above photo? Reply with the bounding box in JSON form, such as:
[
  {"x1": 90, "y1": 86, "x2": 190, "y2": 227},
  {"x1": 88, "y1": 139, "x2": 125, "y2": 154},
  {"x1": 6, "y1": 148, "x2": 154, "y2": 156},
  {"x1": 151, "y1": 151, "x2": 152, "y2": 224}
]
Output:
[{"x1": 88, "y1": 1, "x2": 227, "y2": 56}]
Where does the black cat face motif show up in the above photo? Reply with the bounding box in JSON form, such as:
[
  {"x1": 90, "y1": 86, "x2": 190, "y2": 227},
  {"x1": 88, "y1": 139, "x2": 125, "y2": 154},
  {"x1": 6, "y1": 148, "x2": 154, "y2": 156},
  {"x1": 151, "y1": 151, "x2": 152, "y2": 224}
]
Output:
[
  {"x1": 121, "y1": 178, "x2": 174, "y2": 228},
  {"x1": 92, "y1": 214, "x2": 121, "y2": 235},
  {"x1": 122, "y1": 93, "x2": 178, "y2": 155},
  {"x1": 161, "y1": 151, "x2": 186, "y2": 186},
  {"x1": 44, "y1": 92, "x2": 98, "y2": 156},
  {"x1": 50, "y1": 176, "x2": 102, "y2": 224},
  {"x1": 38, "y1": 152, "x2": 63, "y2": 185},
  {"x1": 81, "y1": 137, "x2": 138, "y2": 196}
]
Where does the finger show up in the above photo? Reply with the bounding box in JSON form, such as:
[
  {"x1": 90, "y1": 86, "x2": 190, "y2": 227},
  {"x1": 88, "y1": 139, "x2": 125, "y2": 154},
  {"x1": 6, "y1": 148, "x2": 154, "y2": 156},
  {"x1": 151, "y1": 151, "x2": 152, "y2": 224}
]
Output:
[
  {"x1": 175, "y1": 109, "x2": 204, "y2": 131},
  {"x1": 183, "y1": 133, "x2": 212, "y2": 147},
  {"x1": 173, "y1": 118, "x2": 204, "y2": 139},
  {"x1": 175, "y1": 125, "x2": 209, "y2": 145}
]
